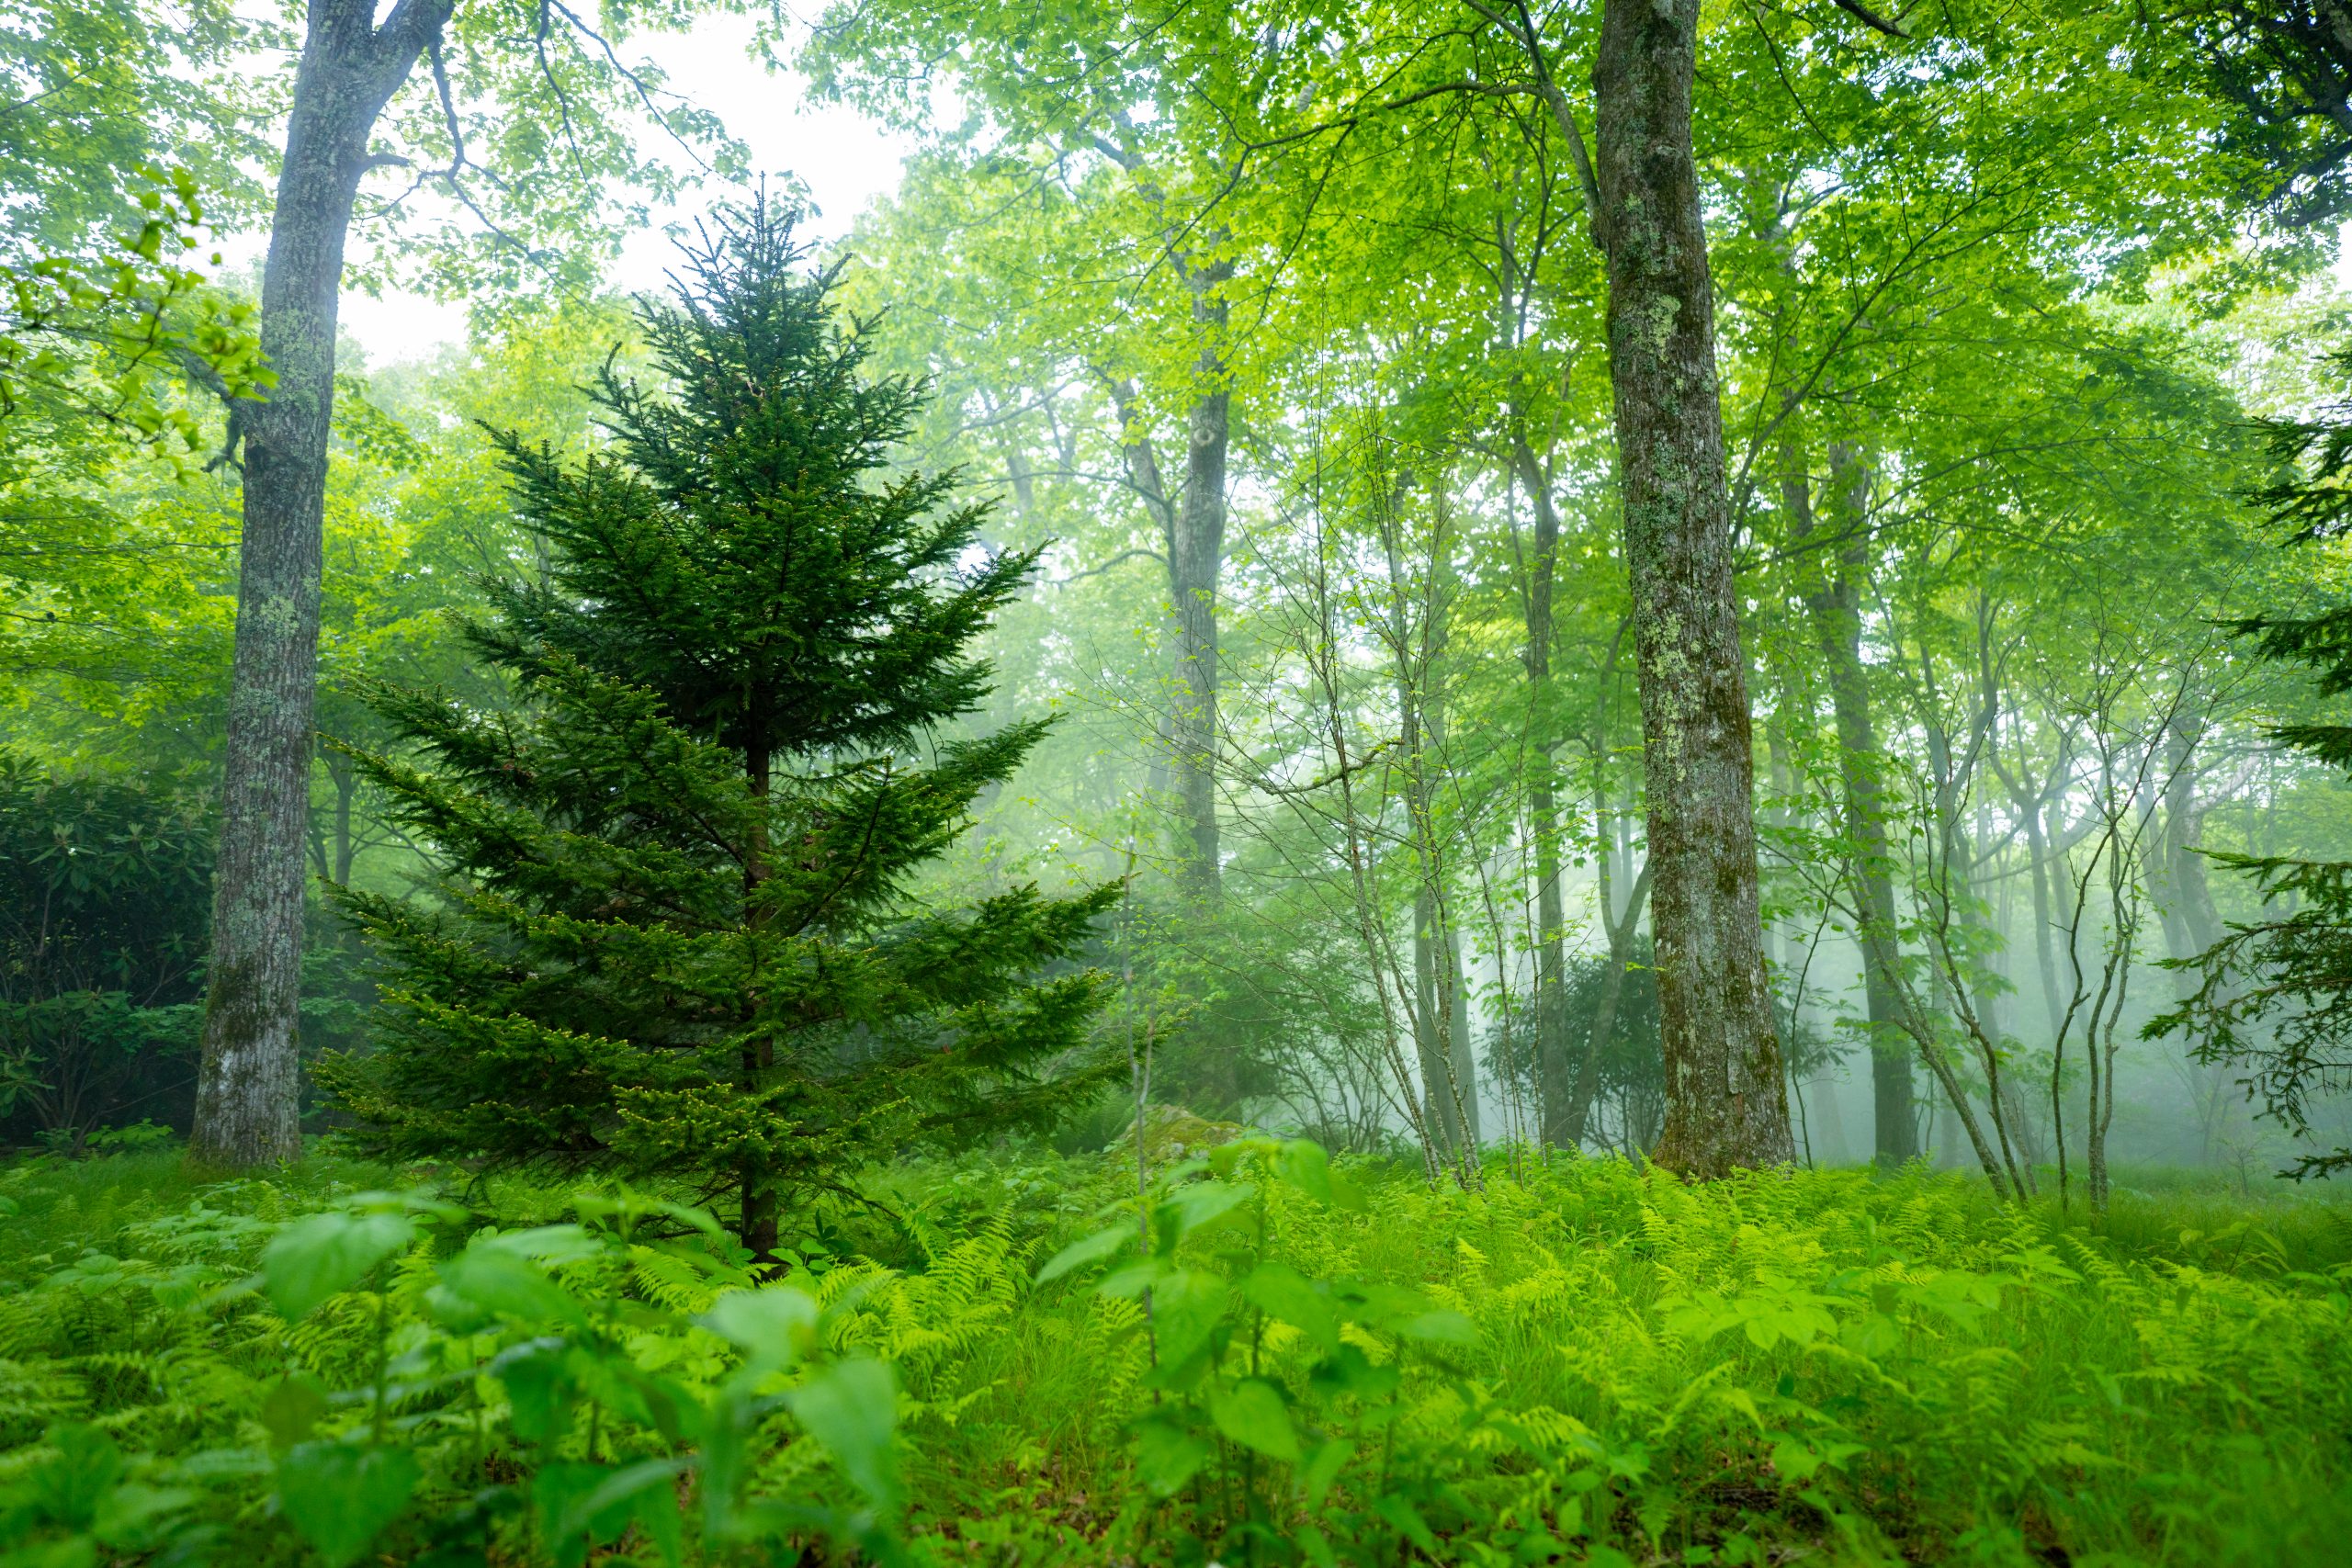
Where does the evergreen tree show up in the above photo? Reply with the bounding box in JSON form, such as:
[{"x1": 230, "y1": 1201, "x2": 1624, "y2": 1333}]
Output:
[
  {"x1": 317, "y1": 205, "x2": 1116, "y2": 1253},
  {"x1": 2151, "y1": 360, "x2": 2352, "y2": 1179}
]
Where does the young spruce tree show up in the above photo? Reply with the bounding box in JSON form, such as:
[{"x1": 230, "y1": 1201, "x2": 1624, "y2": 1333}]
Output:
[{"x1": 318, "y1": 206, "x2": 1115, "y2": 1255}]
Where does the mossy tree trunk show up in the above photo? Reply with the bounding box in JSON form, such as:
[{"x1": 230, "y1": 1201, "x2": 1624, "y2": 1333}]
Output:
[
  {"x1": 1590, "y1": 0, "x2": 1793, "y2": 1175},
  {"x1": 193, "y1": 0, "x2": 452, "y2": 1168}
]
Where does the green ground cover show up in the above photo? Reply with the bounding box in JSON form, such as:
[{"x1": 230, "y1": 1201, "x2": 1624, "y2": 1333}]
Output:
[{"x1": 1, "y1": 1142, "x2": 2347, "y2": 1567}]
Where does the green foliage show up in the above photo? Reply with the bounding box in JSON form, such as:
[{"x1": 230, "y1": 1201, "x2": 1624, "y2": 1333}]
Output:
[
  {"x1": 0, "y1": 755, "x2": 212, "y2": 1145},
  {"x1": 1485, "y1": 943, "x2": 1667, "y2": 1155},
  {"x1": 319, "y1": 207, "x2": 1117, "y2": 1247},
  {"x1": 0, "y1": 164, "x2": 266, "y2": 469},
  {"x1": 0, "y1": 1145, "x2": 2347, "y2": 1564},
  {"x1": 2152, "y1": 355, "x2": 2352, "y2": 1180}
]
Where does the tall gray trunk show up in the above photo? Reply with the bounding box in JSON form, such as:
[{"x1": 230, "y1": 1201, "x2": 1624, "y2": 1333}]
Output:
[
  {"x1": 1170, "y1": 275, "x2": 1230, "y2": 905},
  {"x1": 1566, "y1": 744, "x2": 1652, "y2": 1148},
  {"x1": 1786, "y1": 446, "x2": 1917, "y2": 1168},
  {"x1": 1592, "y1": 0, "x2": 1792, "y2": 1175},
  {"x1": 1412, "y1": 885, "x2": 1469, "y2": 1155},
  {"x1": 1510, "y1": 436, "x2": 1572, "y2": 1146},
  {"x1": 2156, "y1": 709, "x2": 2222, "y2": 964},
  {"x1": 192, "y1": 0, "x2": 451, "y2": 1168},
  {"x1": 1443, "y1": 919, "x2": 1478, "y2": 1146},
  {"x1": 2023, "y1": 807, "x2": 2066, "y2": 1036}
]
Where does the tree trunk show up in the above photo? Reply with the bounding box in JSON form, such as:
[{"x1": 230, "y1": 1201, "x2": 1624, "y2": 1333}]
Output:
[
  {"x1": 1510, "y1": 436, "x2": 1572, "y2": 1147},
  {"x1": 1442, "y1": 919, "x2": 1478, "y2": 1145},
  {"x1": 1592, "y1": 0, "x2": 1792, "y2": 1176},
  {"x1": 2022, "y1": 804, "x2": 2067, "y2": 1037},
  {"x1": 1786, "y1": 446, "x2": 1917, "y2": 1168},
  {"x1": 191, "y1": 0, "x2": 450, "y2": 1168},
  {"x1": 326, "y1": 747, "x2": 356, "y2": 886},
  {"x1": 1170, "y1": 274, "x2": 1231, "y2": 906},
  {"x1": 1413, "y1": 884, "x2": 1467, "y2": 1155},
  {"x1": 1107, "y1": 379, "x2": 1179, "y2": 808},
  {"x1": 2155, "y1": 708, "x2": 2223, "y2": 964},
  {"x1": 1566, "y1": 850, "x2": 1654, "y2": 1148},
  {"x1": 1566, "y1": 737, "x2": 1652, "y2": 1148},
  {"x1": 740, "y1": 735, "x2": 780, "y2": 1263}
]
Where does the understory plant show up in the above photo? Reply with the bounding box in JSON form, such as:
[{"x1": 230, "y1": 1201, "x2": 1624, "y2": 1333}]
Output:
[{"x1": 0, "y1": 1144, "x2": 2347, "y2": 1566}]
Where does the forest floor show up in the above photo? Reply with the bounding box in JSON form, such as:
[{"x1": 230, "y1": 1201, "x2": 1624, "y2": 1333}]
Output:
[{"x1": 1, "y1": 1139, "x2": 2346, "y2": 1567}]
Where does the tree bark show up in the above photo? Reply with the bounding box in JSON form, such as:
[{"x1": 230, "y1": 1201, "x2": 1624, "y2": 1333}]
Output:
[
  {"x1": 1169, "y1": 273, "x2": 1231, "y2": 906},
  {"x1": 1565, "y1": 845, "x2": 1654, "y2": 1148},
  {"x1": 1510, "y1": 435, "x2": 1572, "y2": 1147},
  {"x1": 741, "y1": 739, "x2": 780, "y2": 1263},
  {"x1": 1591, "y1": 0, "x2": 1792, "y2": 1176},
  {"x1": 1412, "y1": 884, "x2": 1468, "y2": 1155},
  {"x1": 192, "y1": 0, "x2": 452, "y2": 1168},
  {"x1": 1786, "y1": 446, "x2": 1917, "y2": 1168}
]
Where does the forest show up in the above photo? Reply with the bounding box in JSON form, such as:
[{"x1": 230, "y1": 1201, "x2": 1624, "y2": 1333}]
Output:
[{"x1": 5, "y1": 0, "x2": 2352, "y2": 1563}]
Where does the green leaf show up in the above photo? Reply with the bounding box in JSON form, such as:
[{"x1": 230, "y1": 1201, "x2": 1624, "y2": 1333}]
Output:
[
  {"x1": 1398, "y1": 1309, "x2": 1476, "y2": 1347},
  {"x1": 261, "y1": 1211, "x2": 414, "y2": 1321},
  {"x1": 1035, "y1": 1223, "x2": 1133, "y2": 1283},
  {"x1": 535, "y1": 1459, "x2": 683, "y2": 1568},
  {"x1": 1209, "y1": 1377, "x2": 1300, "y2": 1462},
  {"x1": 786, "y1": 1358, "x2": 899, "y2": 1511},
  {"x1": 1238, "y1": 1261, "x2": 1340, "y2": 1348},
  {"x1": 473, "y1": 1224, "x2": 603, "y2": 1266},
  {"x1": 22, "y1": 1425, "x2": 122, "y2": 1531},
  {"x1": 492, "y1": 1345, "x2": 576, "y2": 1444},
  {"x1": 258, "y1": 1373, "x2": 328, "y2": 1450},
  {"x1": 1301, "y1": 1437, "x2": 1352, "y2": 1508},
  {"x1": 1275, "y1": 1139, "x2": 1333, "y2": 1202},
  {"x1": 1374, "y1": 1492, "x2": 1439, "y2": 1552},
  {"x1": 437, "y1": 1245, "x2": 588, "y2": 1327},
  {"x1": 1142, "y1": 1269, "x2": 1231, "y2": 1369},
  {"x1": 1153, "y1": 1181, "x2": 1250, "y2": 1251},
  {"x1": 1770, "y1": 1438, "x2": 1823, "y2": 1483},
  {"x1": 701, "y1": 1286, "x2": 820, "y2": 1378},
  {"x1": 1132, "y1": 1418, "x2": 1211, "y2": 1496},
  {"x1": 277, "y1": 1443, "x2": 419, "y2": 1568}
]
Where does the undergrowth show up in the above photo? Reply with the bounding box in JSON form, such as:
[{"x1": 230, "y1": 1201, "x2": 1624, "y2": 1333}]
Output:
[{"x1": 0, "y1": 1142, "x2": 2346, "y2": 1567}]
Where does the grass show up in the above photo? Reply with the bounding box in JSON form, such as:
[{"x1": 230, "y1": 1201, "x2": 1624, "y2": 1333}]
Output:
[{"x1": 0, "y1": 1140, "x2": 2347, "y2": 1566}]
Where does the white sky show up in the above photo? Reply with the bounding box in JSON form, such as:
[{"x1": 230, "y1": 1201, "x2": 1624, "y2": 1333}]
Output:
[{"x1": 335, "y1": 12, "x2": 916, "y2": 366}]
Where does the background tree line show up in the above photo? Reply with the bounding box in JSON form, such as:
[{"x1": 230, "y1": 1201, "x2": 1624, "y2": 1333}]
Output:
[{"x1": 5, "y1": 0, "x2": 2352, "y2": 1212}]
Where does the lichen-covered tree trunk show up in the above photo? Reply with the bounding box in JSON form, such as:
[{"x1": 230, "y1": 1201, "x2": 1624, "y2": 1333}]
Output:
[
  {"x1": 1591, "y1": 0, "x2": 1792, "y2": 1175},
  {"x1": 1786, "y1": 448, "x2": 1917, "y2": 1168},
  {"x1": 191, "y1": 0, "x2": 451, "y2": 1168}
]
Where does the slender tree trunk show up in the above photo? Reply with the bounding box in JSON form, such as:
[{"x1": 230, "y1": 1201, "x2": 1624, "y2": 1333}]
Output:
[
  {"x1": 1591, "y1": 0, "x2": 1792, "y2": 1175},
  {"x1": 1413, "y1": 885, "x2": 1466, "y2": 1155},
  {"x1": 2155, "y1": 707, "x2": 2224, "y2": 963},
  {"x1": 2023, "y1": 807, "x2": 2066, "y2": 1037},
  {"x1": 1108, "y1": 380, "x2": 1180, "y2": 808},
  {"x1": 1387, "y1": 471, "x2": 1480, "y2": 1174},
  {"x1": 1566, "y1": 730, "x2": 1654, "y2": 1148},
  {"x1": 1510, "y1": 437, "x2": 1572, "y2": 1147},
  {"x1": 2153, "y1": 709, "x2": 2230, "y2": 1156},
  {"x1": 326, "y1": 748, "x2": 356, "y2": 886},
  {"x1": 191, "y1": 0, "x2": 451, "y2": 1168},
  {"x1": 1169, "y1": 275, "x2": 1231, "y2": 906},
  {"x1": 740, "y1": 741, "x2": 780, "y2": 1262},
  {"x1": 1786, "y1": 446, "x2": 1917, "y2": 1168},
  {"x1": 1442, "y1": 919, "x2": 1478, "y2": 1145}
]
